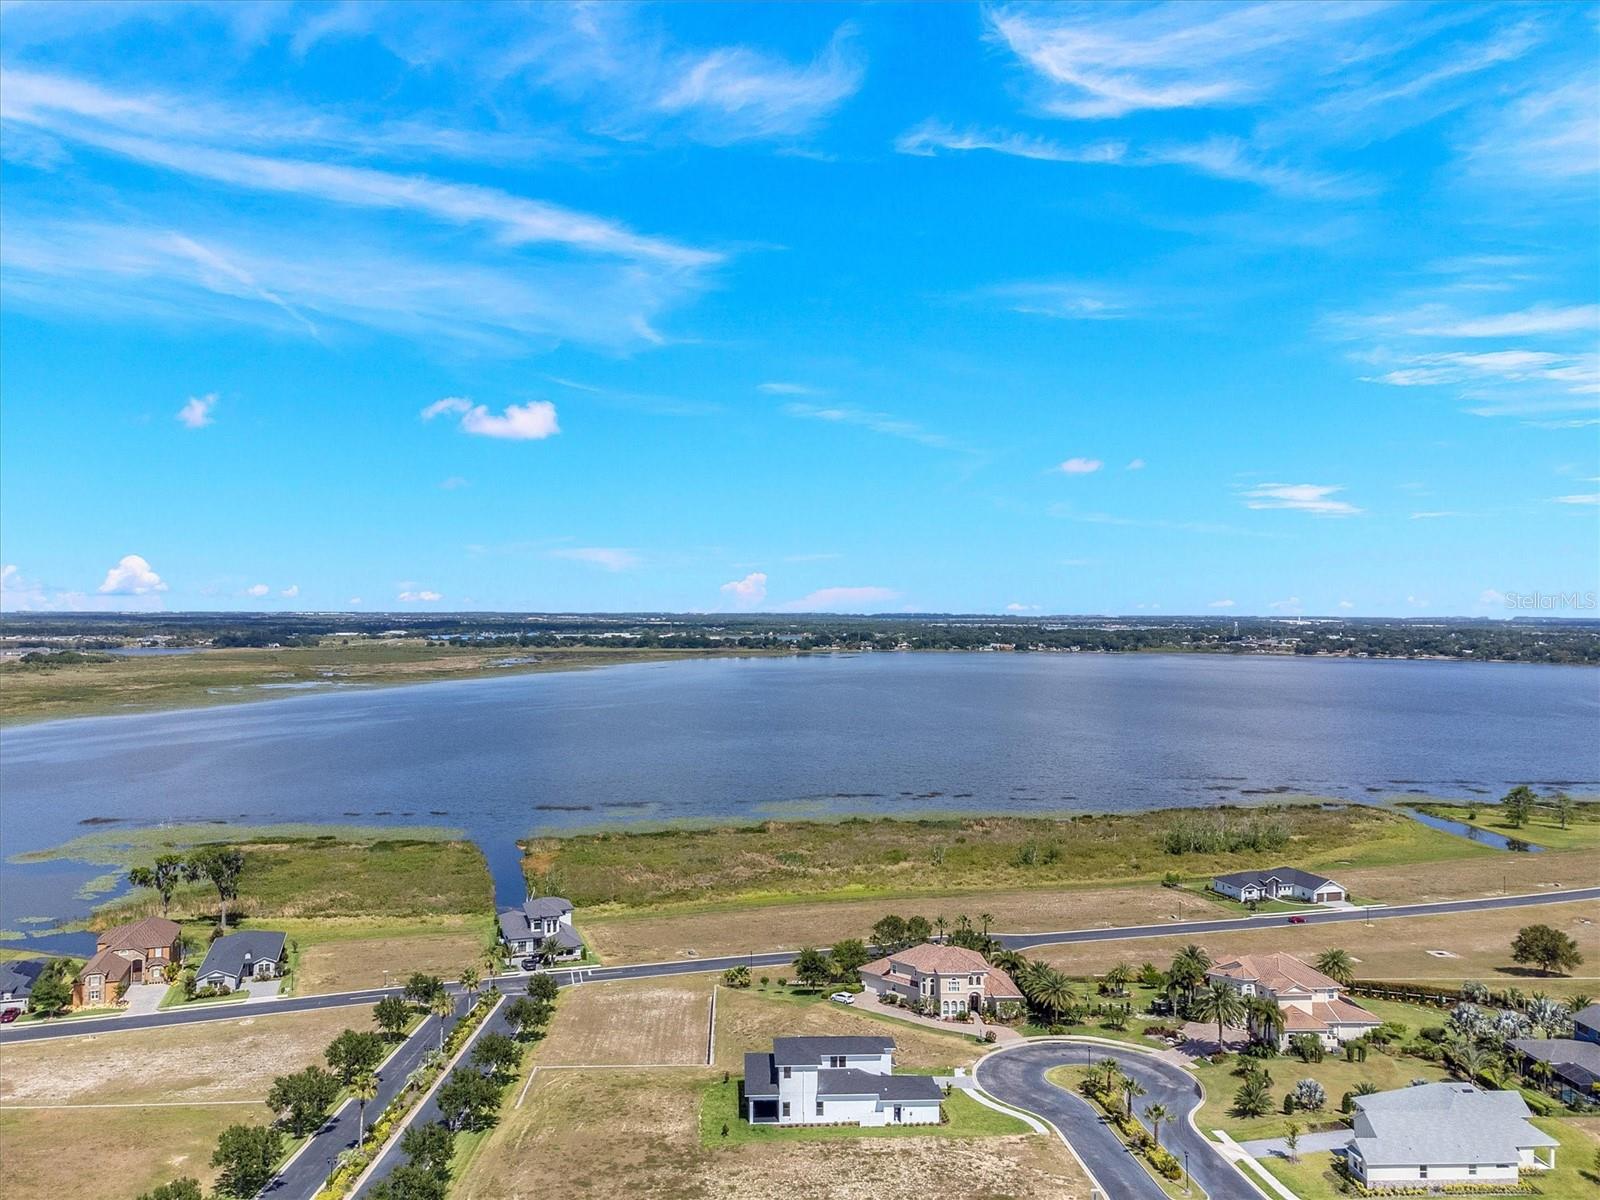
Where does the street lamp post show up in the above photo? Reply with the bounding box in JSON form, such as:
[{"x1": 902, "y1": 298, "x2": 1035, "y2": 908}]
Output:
[{"x1": 1184, "y1": 1151, "x2": 1191, "y2": 1195}]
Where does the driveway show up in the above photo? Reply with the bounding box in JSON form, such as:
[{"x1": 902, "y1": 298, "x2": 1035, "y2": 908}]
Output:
[
  {"x1": 122, "y1": 982, "x2": 167, "y2": 1016},
  {"x1": 974, "y1": 1040, "x2": 1259, "y2": 1200},
  {"x1": 1240, "y1": 1129, "x2": 1349, "y2": 1159},
  {"x1": 242, "y1": 978, "x2": 281, "y2": 1001}
]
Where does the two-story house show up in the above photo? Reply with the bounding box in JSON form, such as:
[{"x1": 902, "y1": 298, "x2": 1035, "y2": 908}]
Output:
[
  {"x1": 858, "y1": 942, "x2": 1024, "y2": 1018},
  {"x1": 1207, "y1": 951, "x2": 1380, "y2": 1049},
  {"x1": 741, "y1": 1036, "x2": 943, "y2": 1126},
  {"x1": 497, "y1": 896, "x2": 583, "y2": 961},
  {"x1": 72, "y1": 916, "x2": 183, "y2": 1007}
]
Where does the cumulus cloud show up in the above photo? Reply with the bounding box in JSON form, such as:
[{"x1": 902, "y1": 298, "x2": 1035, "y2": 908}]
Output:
[
  {"x1": 422, "y1": 396, "x2": 560, "y2": 440},
  {"x1": 1478, "y1": 588, "x2": 1508, "y2": 606},
  {"x1": 1125, "y1": 458, "x2": 1146, "y2": 470},
  {"x1": 549, "y1": 547, "x2": 639, "y2": 571},
  {"x1": 1208, "y1": 598, "x2": 1236, "y2": 608},
  {"x1": 720, "y1": 571, "x2": 768, "y2": 606},
  {"x1": 1005, "y1": 602, "x2": 1040, "y2": 612},
  {"x1": 245, "y1": 583, "x2": 270, "y2": 597},
  {"x1": 1057, "y1": 457, "x2": 1103, "y2": 474},
  {"x1": 1242, "y1": 482, "x2": 1362, "y2": 516},
  {"x1": 778, "y1": 586, "x2": 899, "y2": 612},
  {"x1": 98, "y1": 554, "x2": 168, "y2": 595},
  {"x1": 398, "y1": 589, "x2": 443, "y2": 602},
  {"x1": 1338, "y1": 599, "x2": 1355, "y2": 609},
  {"x1": 281, "y1": 584, "x2": 299, "y2": 598},
  {"x1": 176, "y1": 392, "x2": 217, "y2": 428}
]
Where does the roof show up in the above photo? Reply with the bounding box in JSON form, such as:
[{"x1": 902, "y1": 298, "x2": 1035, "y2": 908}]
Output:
[
  {"x1": 1348, "y1": 1084, "x2": 1558, "y2": 1167},
  {"x1": 772, "y1": 1036, "x2": 894, "y2": 1065},
  {"x1": 1572, "y1": 1003, "x2": 1600, "y2": 1035},
  {"x1": 861, "y1": 942, "x2": 991, "y2": 977},
  {"x1": 1511, "y1": 1037, "x2": 1600, "y2": 1091},
  {"x1": 1282, "y1": 998, "x2": 1382, "y2": 1033},
  {"x1": 77, "y1": 947, "x2": 138, "y2": 984},
  {"x1": 498, "y1": 910, "x2": 583, "y2": 948},
  {"x1": 523, "y1": 897, "x2": 573, "y2": 919},
  {"x1": 986, "y1": 964, "x2": 1024, "y2": 1000},
  {"x1": 0, "y1": 959, "x2": 46, "y2": 999},
  {"x1": 743, "y1": 1052, "x2": 779, "y2": 1098},
  {"x1": 196, "y1": 931, "x2": 286, "y2": 980},
  {"x1": 1212, "y1": 867, "x2": 1337, "y2": 891},
  {"x1": 816, "y1": 1068, "x2": 943, "y2": 1102},
  {"x1": 1210, "y1": 952, "x2": 1343, "y2": 994},
  {"x1": 99, "y1": 916, "x2": 181, "y2": 953}
]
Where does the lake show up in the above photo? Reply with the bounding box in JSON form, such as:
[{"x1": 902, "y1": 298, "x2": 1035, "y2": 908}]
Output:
[{"x1": 2, "y1": 652, "x2": 1596, "y2": 939}]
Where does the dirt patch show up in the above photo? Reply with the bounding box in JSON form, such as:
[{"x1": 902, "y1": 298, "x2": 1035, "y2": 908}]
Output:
[
  {"x1": 296, "y1": 929, "x2": 485, "y2": 994},
  {"x1": 537, "y1": 978, "x2": 713, "y2": 1066},
  {"x1": 1336, "y1": 848, "x2": 1600, "y2": 904},
  {"x1": 0, "y1": 1104, "x2": 247, "y2": 1199},
  {"x1": 0, "y1": 1004, "x2": 369, "y2": 1105}
]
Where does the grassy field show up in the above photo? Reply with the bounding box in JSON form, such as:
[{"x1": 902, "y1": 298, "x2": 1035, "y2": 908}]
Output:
[
  {"x1": 1406, "y1": 799, "x2": 1600, "y2": 853},
  {"x1": 0, "y1": 640, "x2": 771, "y2": 725},
  {"x1": 536, "y1": 976, "x2": 714, "y2": 1066},
  {"x1": 1032, "y1": 901, "x2": 1600, "y2": 996},
  {"x1": 524, "y1": 805, "x2": 1487, "y2": 913},
  {"x1": 0, "y1": 1004, "x2": 372, "y2": 1196},
  {"x1": 1333, "y1": 846, "x2": 1600, "y2": 906},
  {"x1": 700, "y1": 1078, "x2": 1026, "y2": 1144}
]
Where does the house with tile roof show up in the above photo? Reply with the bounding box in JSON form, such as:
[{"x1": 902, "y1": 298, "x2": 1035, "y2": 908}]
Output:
[
  {"x1": 741, "y1": 1035, "x2": 942, "y2": 1126},
  {"x1": 497, "y1": 896, "x2": 583, "y2": 961},
  {"x1": 858, "y1": 942, "x2": 1024, "y2": 1019},
  {"x1": 72, "y1": 916, "x2": 183, "y2": 1007},
  {"x1": 1345, "y1": 1083, "x2": 1557, "y2": 1185},
  {"x1": 1207, "y1": 951, "x2": 1380, "y2": 1049},
  {"x1": 1210, "y1": 866, "x2": 1346, "y2": 905}
]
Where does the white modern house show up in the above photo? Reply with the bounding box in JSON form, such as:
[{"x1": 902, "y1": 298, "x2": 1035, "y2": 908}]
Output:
[
  {"x1": 742, "y1": 1036, "x2": 943, "y2": 1126},
  {"x1": 1207, "y1": 951, "x2": 1381, "y2": 1049},
  {"x1": 1210, "y1": 866, "x2": 1346, "y2": 905},
  {"x1": 1346, "y1": 1083, "x2": 1557, "y2": 1186},
  {"x1": 858, "y1": 942, "x2": 1024, "y2": 1018},
  {"x1": 497, "y1": 896, "x2": 583, "y2": 960}
]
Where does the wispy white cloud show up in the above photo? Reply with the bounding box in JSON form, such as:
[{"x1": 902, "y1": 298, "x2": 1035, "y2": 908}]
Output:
[
  {"x1": 281, "y1": 584, "x2": 300, "y2": 598},
  {"x1": 422, "y1": 397, "x2": 560, "y2": 440},
  {"x1": 439, "y1": 476, "x2": 470, "y2": 490},
  {"x1": 1552, "y1": 493, "x2": 1600, "y2": 506},
  {"x1": 778, "y1": 585, "x2": 899, "y2": 612},
  {"x1": 398, "y1": 588, "x2": 443, "y2": 602},
  {"x1": 1057, "y1": 457, "x2": 1103, "y2": 475},
  {"x1": 757, "y1": 382, "x2": 822, "y2": 396},
  {"x1": 245, "y1": 583, "x2": 270, "y2": 597},
  {"x1": 1242, "y1": 482, "x2": 1362, "y2": 516},
  {"x1": 896, "y1": 120, "x2": 1125, "y2": 164},
  {"x1": 720, "y1": 571, "x2": 768, "y2": 606},
  {"x1": 1125, "y1": 458, "x2": 1146, "y2": 471},
  {"x1": 1004, "y1": 602, "x2": 1040, "y2": 612},
  {"x1": 549, "y1": 547, "x2": 640, "y2": 571},
  {"x1": 992, "y1": 281, "x2": 1132, "y2": 321},
  {"x1": 783, "y1": 402, "x2": 974, "y2": 455},
  {"x1": 1463, "y1": 75, "x2": 1600, "y2": 185},
  {"x1": 1208, "y1": 598, "x2": 1236, "y2": 608},
  {"x1": 177, "y1": 392, "x2": 218, "y2": 428},
  {"x1": 98, "y1": 554, "x2": 168, "y2": 595}
]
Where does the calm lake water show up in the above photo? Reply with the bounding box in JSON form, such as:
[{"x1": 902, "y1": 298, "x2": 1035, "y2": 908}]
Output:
[{"x1": 2, "y1": 653, "x2": 1597, "y2": 937}]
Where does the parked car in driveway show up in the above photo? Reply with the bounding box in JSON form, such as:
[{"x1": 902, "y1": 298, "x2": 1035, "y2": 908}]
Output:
[
  {"x1": 520, "y1": 957, "x2": 540, "y2": 971},
  {"x1": 830, "y1": 991, "x2": 855, "y2": 1005},
  {"x1": 1, "y1": 1008, "x2": 19, "y2": 1023}
]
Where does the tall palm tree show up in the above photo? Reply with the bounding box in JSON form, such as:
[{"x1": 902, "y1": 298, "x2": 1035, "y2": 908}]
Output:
[
  {"x1": 934, "y1": 916, "x2": 948, "y2": 942},
  {"x1": 1145, "y1": 1101, "x2": 1171, "y2": 1147},
  {"x1": 1169, "y1": 944, "x2": 1211, "y2": 1009},
  {"x1": 1033, "y1": 969, "x2": 1076, "y2": 1026},
  {"x1": 353, "y1": 1073, "x2": 378, "y2": 1143},
  {"x1": 1098, "y1": 1056, "x2": 1121, "y2": 1094},
  {"x1": 459, "y1": 965, "x2": 480, "y2": 1002},
  {"x1": 430, "y1": 990, "x2": 456, "y2": 1050},
  {"x1": 1315, "y1": 948, "x2": 1355, "y2": 987},
  {"x1": 978, "y1": 912, "x2": 994, "y2": 938},
  {"x1": 481, "y1": 949, "x2": 502, "y2": 991},
  {"x1": 1194, "y1": 979, "x2": 1246, "y2": 1050},
  {"x1": 989, "y1": 949, "x2": 1029, "y2": 977},
  {"x1": 1121, "y1": 1073, "x2": 1146, "y2": 1120},
  {"x1": 1247, "y1": 996, "x2": 1286, "y2": 1048}
]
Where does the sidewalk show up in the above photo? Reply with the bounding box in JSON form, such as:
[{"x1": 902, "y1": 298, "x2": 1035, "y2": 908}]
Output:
[{"x1": 854, "y1": 992, "x2": 1025, "y2": 1044}]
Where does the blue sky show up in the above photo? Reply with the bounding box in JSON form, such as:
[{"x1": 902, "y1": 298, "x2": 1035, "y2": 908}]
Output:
[{"x1": 1, "y1": 1, "x2": 1596, "y2": 616}]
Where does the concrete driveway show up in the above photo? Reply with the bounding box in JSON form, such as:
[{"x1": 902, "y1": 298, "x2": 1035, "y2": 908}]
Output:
[
  {"x1": 122, "y1": 982, "x2": 167, "y2": 1016},
  {"x1": 1241, "y1": 1129, "x2": 1349, "y2": 1159},
  {"x1": 974, "y1": 1040, "x2": 1260, "y2": 1200}
]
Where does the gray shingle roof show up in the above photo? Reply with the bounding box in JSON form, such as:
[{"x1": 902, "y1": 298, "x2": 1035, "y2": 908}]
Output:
[
  {"x1": 1572, "y1": 1003, "x2": 1600, "y2": 1035},
  {"x1": 772, "y1": 1036, "x2": 894, "y2": 1065},
  {"x1": 816, "y1": 1069, "x2": 942, "y2": 1101},
  {"x1": 1349, "y1": 1083, "x2": 1557, "y2": 1167},
  {"x1": 1212, "y1": 866, "x2": 1337, "y2": 891},
  {"x1": 0, "y1": 959, "x2": 46, "y2": 1000},
  {"x1": 1511, "y1": 1037, "x2": 1600, "y2": 1090},
  {"x1": 498, "y1": 909, "x2": 530, "y2": 942},
  {"x1": 743, "y1": 1052, "x2": 778, "y2": 1098},
  {"x1": 523, "y1": 897, "x2": 573, "y2": 919},
  {"x1": 196, "y1": 931, "x2": 286, "y2": 981}
]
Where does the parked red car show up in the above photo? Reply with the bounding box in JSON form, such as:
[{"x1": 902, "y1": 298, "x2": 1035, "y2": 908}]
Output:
[
  {"x1": 0, "y1": 1008, "x2": 20, "y2": 1023},
  {"x1": 1286, "y1": 915, "x2": 1308, "y2": 924}
]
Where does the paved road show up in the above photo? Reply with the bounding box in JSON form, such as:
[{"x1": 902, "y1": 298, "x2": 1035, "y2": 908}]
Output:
[
  {"x1": 5, "y1": 885, "x2": 1595, "y2": 1047},
  {"x1": 975, "y1": 1041, "x2": 1258, "y2": 1200}
]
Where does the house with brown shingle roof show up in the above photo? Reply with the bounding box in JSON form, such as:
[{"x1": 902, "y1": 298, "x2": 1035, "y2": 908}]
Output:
[
  {"x1": 1207, "y1": 950, "x2": 1380, "y2": 1050},
  {"x1": 73, "y1": 917, "x2": 183, "y2": 1007},
  {"x1": 859, "y1": 942, "x2": 1024, "y2": 1019}
]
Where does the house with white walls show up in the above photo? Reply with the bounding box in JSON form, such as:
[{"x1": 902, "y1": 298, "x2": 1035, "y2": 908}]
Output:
[
  {"x1": 741, "y1": 1035, "x2": 943, "y2": 1126},
  {"x1": 1346, "y1": 1083, "x2": 1557, "y2": 1186}
]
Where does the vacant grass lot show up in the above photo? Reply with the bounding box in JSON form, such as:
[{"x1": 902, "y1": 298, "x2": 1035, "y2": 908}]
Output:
[
  {"x1": 582, "y1": 882, "x2": 1227, "y2": 964},
  {"x1": 1407, "y1": 799, "x2": 1600, "y2": 853},
  {"x1": 288, "y1": 918, "x2": 490, "y2": 994},
  {"x1": 1334, "y1": 846, "x2": 1600, "y2": 905},
  {"x1": 526, "y1": 806, "x2": 1480, "y2": 912},
  {"x1": 453, "y1": 1068, "x2": 1093, "y2": 1200},
  {"x1": 1032, "y1": 902, "x2": 1600, "y2": 995},
  {"x1": 712, "y1": 985, "x2": 983, "y2": 1072},
  {"x1": 537, "y1": 977, "x2": 713, "y2": 1066},
  {"x1": 0, "y1": 1005, "x2": 371, "y2": 1196},
  {"x1": 0, "y1": 641, "x2": 760, "y2": 725}
]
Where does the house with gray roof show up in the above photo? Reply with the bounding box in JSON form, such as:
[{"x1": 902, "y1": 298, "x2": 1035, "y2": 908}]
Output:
[
  {"x1": 1210, "y1": 866, "x2": 1346, "y2": 905},
  {"x1": 1511, "y1": 1036, "x2": 1600, "y2": 1103},
  {"x1": 741, "y1": 1035, "x2": 942, "y2": 1126},
  {"x1": 0, "y1": 959, "x2": 46, "y2": 1014},
  {"x1": 497, "y1": 896, "x2": 583, "y2": 961},
  {"x1": 194, "y1": 931, "x2": 287, "y2": 991},
  {"x1": 1345, "y1": 1083, "x2": 1557, "y2": 1186},
  {"x1": 1573, "y1": 1002, "x2": 1600, "y2": 1045}
]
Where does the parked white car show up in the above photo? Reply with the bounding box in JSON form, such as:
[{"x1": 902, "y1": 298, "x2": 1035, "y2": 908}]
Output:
[{"x1": 830, "y1": 991, "x2": 855, "y2": 1005}]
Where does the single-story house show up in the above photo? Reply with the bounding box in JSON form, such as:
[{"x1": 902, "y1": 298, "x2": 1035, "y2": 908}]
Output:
[
  {"x1": 497, "y1": 896, "x2": 583, "y2": 960},
  {"x1": 1210, "y1": 867, "x2": 1346, "y2": 905},
  {"x1": 742, "y1": 1035, "x2": 942, "y2": 1127},
  {"x1": 859, "y1": 942, "x2": 1024, "y2": 1019},
  {"x1": 1346, "y1": 1083, "x2": 1557, "y2": 1186},
  {"x1": 194, "y1": 931, "x2": 288, "y2": 991},
  {"x1": 1573, "y1": 1002, "x2": 1600, "y2": 1045},
  {"x1": 1207, "y1": 951, "x2": 1381, "y2": 1049},
  {"x1": 1510, "y1": 1037, "x2": 1600, "y2": 1104},
  {"x1": 73, "y1": 916, "x2": 184, "y2": 1007},
  {"x1": 0, "y1": 959, "x2": 46, "y2": 1014}
]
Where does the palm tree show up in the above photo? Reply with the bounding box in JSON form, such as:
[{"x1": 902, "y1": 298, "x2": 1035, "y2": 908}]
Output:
[
  {"x1": 430, "y1": 990, "x2": 456, "y2": 1050},
  {"x1": 1032, "y1": 968, "x2": 1076, "y2": 1026},
  {"x1": 459, "y1": 965, "x2": 480, "y2": 1002},
  {"x1": 1194, "y1": 979, "x2": 1246, "y2": 1050},
  {"x1": 1453, "y1": 1037, "x2": 1488, "y2": 1084},
  {"x1": 1529, "y1": 1059, "x2": 1554, "y2": 1095},
  {"x1": 1315, "y1": 948, "x2": 1355, "y2": 987},
  {"x1": 989, "y1": 949, "x2": 1029, "y2": 977},
  {"x1": 1247, "y1": 996, "x2": 1286, "y2": 1048},
  {"x1": 1145, "y1": 1101, "x2": 1172, "y2": 1147},
  {"x1": 1103, "y1": 963, "x2": 1133, "y2": 997},
  {"x1": 481, "y1": 948, "x2": 502, "y2": 992},
  {"x1": 978, "y1": 912, "x2": 994, "y2": 938},
  {"x1": 934, "y1": 916, "x2": 948, "y2": 942},
  {"x1": 1098, "y1": 1056, "x2": 1122, "y2": 1094},
  {"x1": 353, "y1": 1073, "x2": 378, "y2": 1143},
  {"x1": 1121, "y1": 1073, "x2": 1146, "y2": 1120},
  {"x1": 1169, "y1": 944, "x2": 1211, "y2": 1009}
]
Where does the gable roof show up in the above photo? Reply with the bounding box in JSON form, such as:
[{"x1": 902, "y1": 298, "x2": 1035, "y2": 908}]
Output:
[
  {"x1": 523, "y1": 896, "x2": 573, "y2": 919},
  {"x1": 0, "y1": 959, "x2": 46, "y2": 999},
  {"x1": 1572, "y1": 1003, "x2": 1600, "y2": 1035},
  {"x1": 1210, "y1": 952, "x2": 1343, "y2": 993},
  {"x1": 862, "y1": 942, "x2": 990, "y2": 977},
  {"x1": 816, "y1": 1068, "x2": 942, "y2": 1101},
  {"x1": 1349, "y1": 1083, "x2": 1557, "y2": 1167},
  {"x1": 77, "y1": 947, "x2": 139, "y2": 984},
  {"x1": 196, "y1": 931, "x2": 286, "y2": 980},
  {"x1": 99, "y1": 916, "x2": 181, "y2": 953},
  {"x1": 1511, "y1": 1037, "x2": 1600, "y2": 1091},
  {"x1": 772, "y1": 1036, "x2": 894, "y2": 1065},
  {"x1": 1211, "y1": 867, "x2": 1337, "y2": 891}
]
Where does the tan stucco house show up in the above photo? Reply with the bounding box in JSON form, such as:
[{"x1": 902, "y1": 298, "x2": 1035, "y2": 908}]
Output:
[{"x1": 859, "y1": 942, "x2": 1023, "y2": 1018}]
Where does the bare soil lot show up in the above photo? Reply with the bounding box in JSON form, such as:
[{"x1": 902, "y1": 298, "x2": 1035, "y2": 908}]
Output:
[
  {"x1": 0, "y1": 1105, "x2": 246, "y2": 1199},
  {"x1": 536, "y1": 977, "x2": 713, "y2": 1066},
  {"x1": 1334, "y1": 847, "x2": 1600, "y2": 905},
  {"x1": 454, "y1": 1069, "x2": 1092, "y2": 1200},
  {"x1": 293, "y1": 923, "x2": 487, "y2": 994},
  {"x1": 1033, "y1": 901, "x2": 1600, "y2": 994}
]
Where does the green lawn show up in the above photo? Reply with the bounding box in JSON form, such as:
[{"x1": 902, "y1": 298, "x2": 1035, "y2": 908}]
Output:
[
  {"x1": 1404, "y1": 800, "x2": 1600, "y2": 853},
  {"x1": 158, "y1": 980, "x2": 248, "y2": 1009},
  {"x1": 699, "y1": 1078, "x2": 1026, "y2": 1146}
]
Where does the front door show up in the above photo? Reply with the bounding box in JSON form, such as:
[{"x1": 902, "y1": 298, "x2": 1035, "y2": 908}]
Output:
[{"x1": 893, "y1": 1106, "x2": 902, "y2": 1123}]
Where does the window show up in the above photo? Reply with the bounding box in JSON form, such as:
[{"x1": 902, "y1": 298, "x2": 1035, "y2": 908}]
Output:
[
  {"x1": 816, "y1": 1101, "x2": 824, "y2": 1116},
  {"x1": 1419, "y1": 1167, "x2": 1428, "y2": 1180},
  {"x1": 782, "y1": 1066, "x2": 791, "y2": 1079},
  {"x1": 781, "y1": 1102, "x2": 790, "y2": 1118},
  {"x1": 829, "y1": 1055, "x2": 846, "y2": 1068},
  {"x1": 1468, "y1": 1166, "x2": 1477, "y2": 1177},
  {"x1": 970, "y1": 974, "x2": 980, "y2": 986}
]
